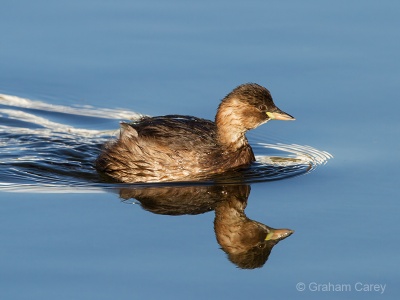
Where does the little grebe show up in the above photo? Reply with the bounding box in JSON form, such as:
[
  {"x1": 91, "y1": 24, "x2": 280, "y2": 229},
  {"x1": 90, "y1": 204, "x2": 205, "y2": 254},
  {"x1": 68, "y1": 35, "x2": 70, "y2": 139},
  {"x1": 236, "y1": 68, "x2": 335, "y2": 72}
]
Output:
[{"x1": 95, "y1": 83, "x2": 294, "y2": 183}]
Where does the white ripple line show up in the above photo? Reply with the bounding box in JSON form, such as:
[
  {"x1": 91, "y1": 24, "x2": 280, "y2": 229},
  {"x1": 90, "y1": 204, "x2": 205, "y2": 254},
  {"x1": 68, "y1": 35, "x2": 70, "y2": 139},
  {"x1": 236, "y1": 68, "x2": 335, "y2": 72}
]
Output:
[
  {"x1": 0, "y1": 108, "x2": 109, "y2": 136},
  {"x1": 257, "y1": 142, "x2": 333, "y2": 166},
  {"x1": 0, "y1": 93, "x2": 142, "y2": 120}
]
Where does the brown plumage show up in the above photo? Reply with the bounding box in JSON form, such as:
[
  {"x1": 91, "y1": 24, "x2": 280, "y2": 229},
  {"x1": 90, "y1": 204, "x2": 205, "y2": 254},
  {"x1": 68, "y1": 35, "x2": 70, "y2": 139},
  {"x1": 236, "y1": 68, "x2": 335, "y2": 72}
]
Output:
[{"x1": 95, "y1": 83, "x2": 294, "y2": 183}]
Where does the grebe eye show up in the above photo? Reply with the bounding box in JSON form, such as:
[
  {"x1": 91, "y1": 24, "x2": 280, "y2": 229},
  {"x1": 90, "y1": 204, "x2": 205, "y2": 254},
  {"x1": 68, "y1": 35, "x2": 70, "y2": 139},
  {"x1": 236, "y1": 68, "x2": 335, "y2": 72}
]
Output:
[{"x1": 259, "y1": 105, "x2": 267, "y2": 111}]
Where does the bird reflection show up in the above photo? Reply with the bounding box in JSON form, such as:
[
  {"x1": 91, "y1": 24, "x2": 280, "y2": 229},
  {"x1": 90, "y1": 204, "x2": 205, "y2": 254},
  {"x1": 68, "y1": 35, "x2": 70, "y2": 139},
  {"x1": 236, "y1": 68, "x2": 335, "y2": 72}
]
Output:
[{"x1": 118, "y1": 184, "x2": 293, "y2": 269}]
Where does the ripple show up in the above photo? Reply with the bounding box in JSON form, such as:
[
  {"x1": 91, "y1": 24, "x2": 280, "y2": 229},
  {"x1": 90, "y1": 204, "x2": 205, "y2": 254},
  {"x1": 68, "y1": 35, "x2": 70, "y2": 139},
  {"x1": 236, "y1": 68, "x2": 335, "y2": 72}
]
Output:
[
  {"x1": 0, "y1": 93, "x2": 141, "y2": 120},
  {"x1": 256, "y1": 142, "x2": 332, "y2": 170},
  {"x1": 0, "y1": 93, "x2": 332, "y2": 192}
]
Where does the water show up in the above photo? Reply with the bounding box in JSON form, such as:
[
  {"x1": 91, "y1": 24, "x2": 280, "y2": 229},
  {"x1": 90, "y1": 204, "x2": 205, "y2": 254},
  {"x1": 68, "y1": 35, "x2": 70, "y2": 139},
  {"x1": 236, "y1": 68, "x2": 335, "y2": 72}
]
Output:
[{"x1": 1, "y1": 0, "x2": 399, "y2": 299}]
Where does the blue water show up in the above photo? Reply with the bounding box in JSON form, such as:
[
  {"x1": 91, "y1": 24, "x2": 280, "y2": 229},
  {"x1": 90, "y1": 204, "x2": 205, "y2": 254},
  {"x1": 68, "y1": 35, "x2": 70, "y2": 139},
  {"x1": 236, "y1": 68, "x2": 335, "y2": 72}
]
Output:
[{"x1": 1, "y1": 0, "x2": 399, "y2": 299}]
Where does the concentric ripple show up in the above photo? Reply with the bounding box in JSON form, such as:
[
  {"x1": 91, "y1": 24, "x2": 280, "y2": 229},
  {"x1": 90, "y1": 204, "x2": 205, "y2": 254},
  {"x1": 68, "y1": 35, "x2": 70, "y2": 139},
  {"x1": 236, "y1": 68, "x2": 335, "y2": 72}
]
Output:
[{"x1": 0, "y1": 93, "x2": 332, "y2": 192}]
